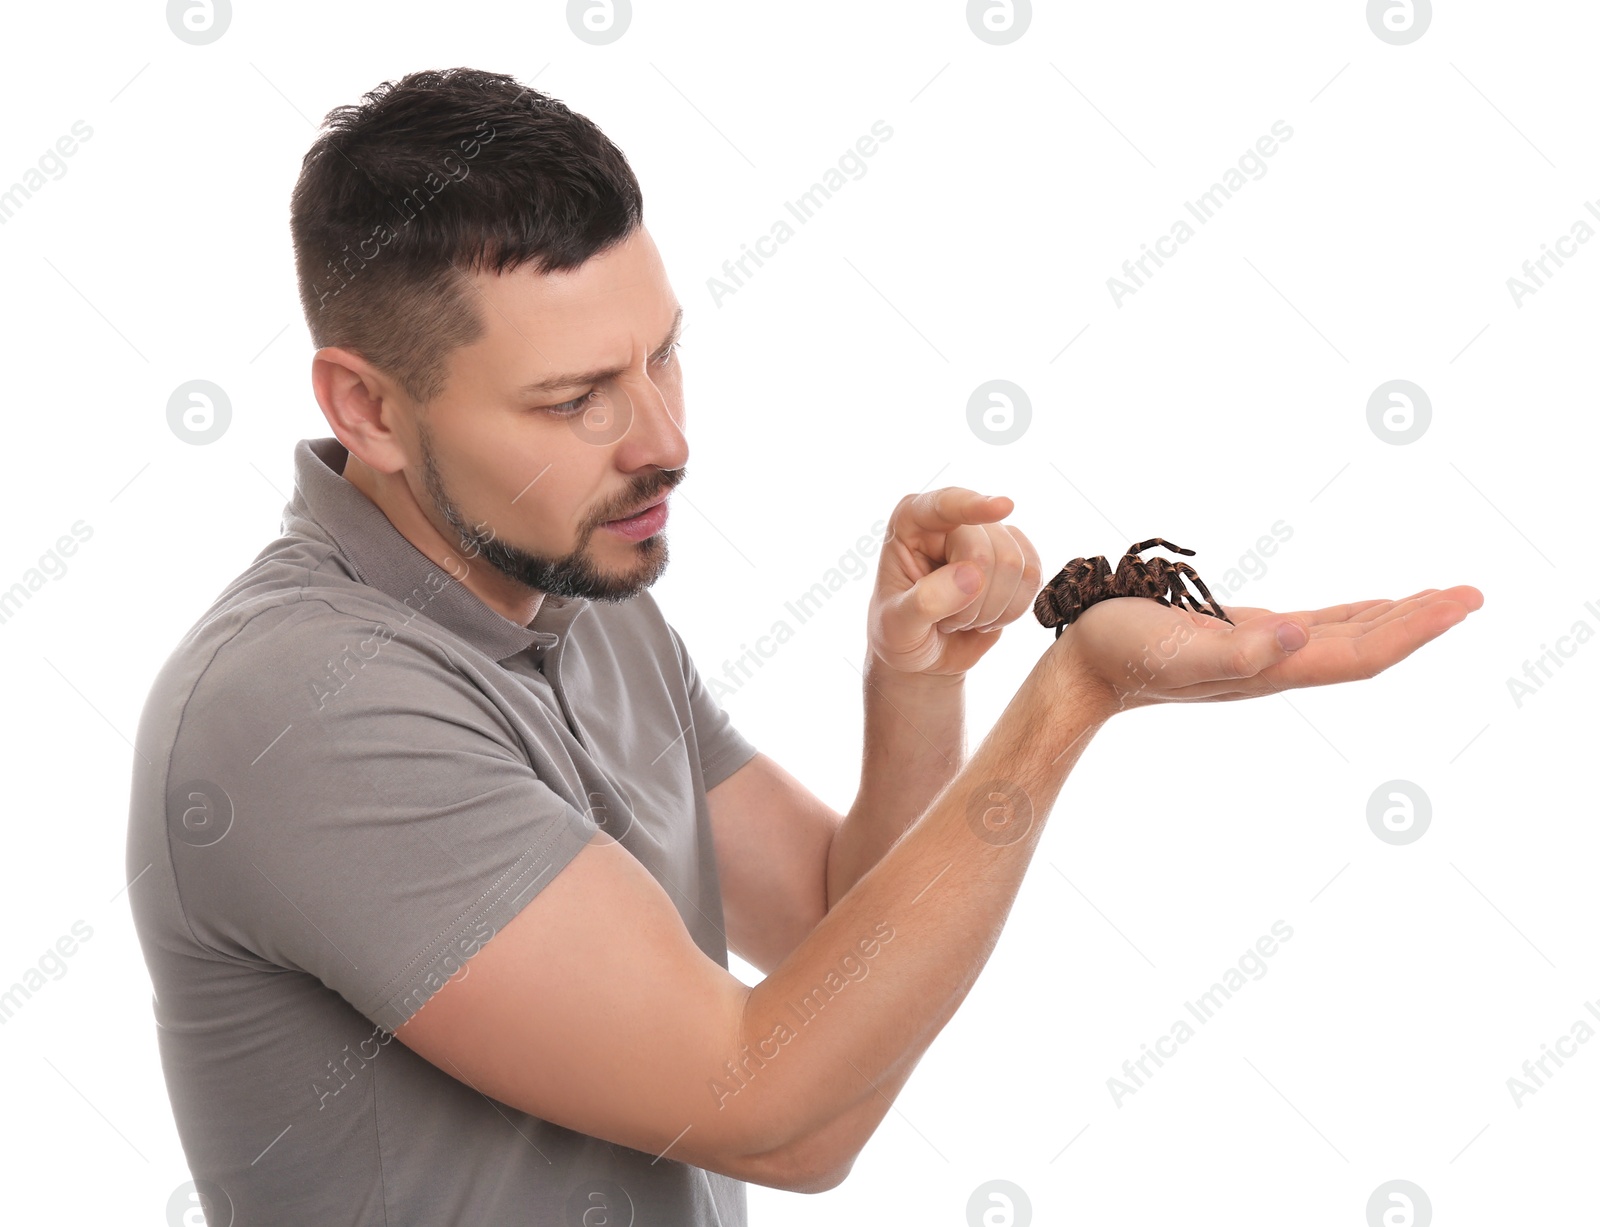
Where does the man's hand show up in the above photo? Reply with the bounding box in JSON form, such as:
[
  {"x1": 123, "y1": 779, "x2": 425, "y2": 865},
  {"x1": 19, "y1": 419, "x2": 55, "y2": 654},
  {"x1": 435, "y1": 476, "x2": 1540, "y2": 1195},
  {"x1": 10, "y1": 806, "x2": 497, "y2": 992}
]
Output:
[
  {"x1": 866, "y1": 487, "x2": 1042, "y2": 677},
  {"x1": 1055, "y1": 585, "x2": 1485, "y2": 711}
]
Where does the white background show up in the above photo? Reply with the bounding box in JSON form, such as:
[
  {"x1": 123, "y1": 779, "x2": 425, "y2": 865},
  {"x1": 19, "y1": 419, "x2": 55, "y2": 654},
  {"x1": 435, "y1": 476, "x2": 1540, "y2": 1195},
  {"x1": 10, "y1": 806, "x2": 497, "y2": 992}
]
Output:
[{"x1": 0, "y1": 1, "x2": 1594, "y2": 1223}]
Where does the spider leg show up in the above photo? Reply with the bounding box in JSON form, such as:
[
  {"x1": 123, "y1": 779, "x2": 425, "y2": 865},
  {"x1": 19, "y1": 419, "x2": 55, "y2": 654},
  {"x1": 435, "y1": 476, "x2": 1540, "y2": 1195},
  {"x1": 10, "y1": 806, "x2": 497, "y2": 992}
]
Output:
[
  {"x1": 1148, "y1": 564, "x2": 1199, "y2": 616},
  {"x1": 1037, "y1": 584, "x2": 1082, "y2": 630},
  {"x1": 1112, "y1": 553, "x2": 1147, "y2": 598},
  {"x1": 1083, "y1": 554, "x2": 1118, "y2": 618},
  {"x1": 1127, "y1": 539, "x2": 1195, "y2": 557},
  {"x1": 1088, "y1": 555, "x2": 1117, "y2": 607},
  {"x1": 1166, "y1": 582, "x2": 1202, "y2": 616},
  {"x1": 1034, "y1": 557, "x2": 1101, "y2": 631},
  {"x1": 1133, "y1": 567, "x2": 1174, "y2": 608},
  {"x1": 1161, "y1": 566, "x2": 1204, "y2": 614},
  {"x1": 1033, "y1": 574, "x2": 1067, "y2": 628},
  {"x1": 1192, "y1": 581, "x2": 1235, "y2": 625},
  {"x1": 1169, "y1": 562, "x2": 1235, "y2": 625}
]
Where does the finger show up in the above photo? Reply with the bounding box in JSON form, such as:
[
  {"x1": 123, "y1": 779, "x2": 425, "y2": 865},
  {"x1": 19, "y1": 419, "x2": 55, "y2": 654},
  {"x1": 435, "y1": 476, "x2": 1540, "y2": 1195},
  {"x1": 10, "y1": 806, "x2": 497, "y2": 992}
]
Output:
[
  {"x1": 942, "y1": 524, "x2": 1034, "y2": 633},
  {"x1": 1225, "y1": 585, "x2": 1482, "y2": 626},
  {"x1": 975, "y1": 525, "x2": 1043, "y2": 633},
  {"x1": 1166, "y1": 589, "x2": 1481, "y2": 697},
  {"x1": 935, "y1": 526, "x2": 997, "y2": 632},
  {"x1": 1340, "y1": 598, "x2": 1474, "y2": 682},
  {"x1": 891, "y1": 488, "x2": 1014, "y2": 541},
  {"x1": 1349, "y1": 585, "x2": 1481, "y2": 623},
  {"x1": 1281, "y1": 588, "x2": 1480, "y2": 639},
  {"x1": 1012, "y1": 523, "x2": 1043, "y2": 593},
  {"x1": 886, "y1": 557, "x2": 990, "y2": 639},
  {"x1": 1225, "y1": 601, "x2": 1401, "y2": 640},
  {"x1": 1223, "y1": 587, "x2": 1471, "y2": 632},
  {"x1": 1221, "y1": 598, "x2": 1391, "y2": 625},
  {"x1": 1209, "y1": 616, "x2": 1311, "y2": 680},
  {"x1": 1221, "y1": 594, "x2": 1424, "y2": 625},
  {"x1": 1255, "y1": 598, "x2": 1472, "y2": 691}
]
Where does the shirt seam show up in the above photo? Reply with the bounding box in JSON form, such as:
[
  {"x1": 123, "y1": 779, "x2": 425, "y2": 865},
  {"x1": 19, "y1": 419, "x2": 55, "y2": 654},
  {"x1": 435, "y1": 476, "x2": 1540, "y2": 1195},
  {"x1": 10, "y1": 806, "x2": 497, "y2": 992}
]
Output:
[
  {"x1": 163, "y1": 585, "x2": 549, "y2": 967},
  {"x1": 368, "y1": 815, "x2": 585, "y2": 1023},
  {"x1": 701, "y1": 738, "x2": 758, "y2": 791}
]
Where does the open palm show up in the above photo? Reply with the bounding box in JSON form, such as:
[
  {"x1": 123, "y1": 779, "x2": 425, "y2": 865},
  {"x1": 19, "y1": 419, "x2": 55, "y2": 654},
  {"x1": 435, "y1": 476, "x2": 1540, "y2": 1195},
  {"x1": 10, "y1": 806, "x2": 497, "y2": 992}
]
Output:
[{"x1": 1062, "y1": 586, "x2": 1484, "y2": 710}]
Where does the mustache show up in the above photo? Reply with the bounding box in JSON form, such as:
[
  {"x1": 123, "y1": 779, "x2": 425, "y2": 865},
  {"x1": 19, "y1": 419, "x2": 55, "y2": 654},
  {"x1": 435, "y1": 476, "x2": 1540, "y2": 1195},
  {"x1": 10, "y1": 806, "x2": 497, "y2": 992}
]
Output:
[{"x1": 602, "y1": 467, "x2": 684, "y2": 522}]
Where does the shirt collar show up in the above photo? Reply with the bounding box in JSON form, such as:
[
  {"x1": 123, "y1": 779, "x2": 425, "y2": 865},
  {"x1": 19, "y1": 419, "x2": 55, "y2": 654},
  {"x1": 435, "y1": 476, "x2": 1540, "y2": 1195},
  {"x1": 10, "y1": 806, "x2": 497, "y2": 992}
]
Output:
[{"x1": 285, "y1": 436, "x2": 590, "y2": 663}]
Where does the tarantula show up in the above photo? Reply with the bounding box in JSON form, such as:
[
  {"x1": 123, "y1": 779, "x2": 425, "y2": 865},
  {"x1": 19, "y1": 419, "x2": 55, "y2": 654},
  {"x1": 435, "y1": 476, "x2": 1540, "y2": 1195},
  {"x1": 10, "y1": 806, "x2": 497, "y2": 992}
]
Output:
[{"x1": 1033, "y1": 539, "x2": 1235, "y2": 638}]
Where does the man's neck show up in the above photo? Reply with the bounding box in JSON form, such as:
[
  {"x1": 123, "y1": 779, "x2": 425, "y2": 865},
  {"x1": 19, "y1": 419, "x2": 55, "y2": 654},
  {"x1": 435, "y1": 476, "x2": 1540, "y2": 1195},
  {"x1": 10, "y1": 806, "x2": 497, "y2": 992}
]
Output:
[{"x1": 339, "y1": 446, "x2": 543, "y2": 627}]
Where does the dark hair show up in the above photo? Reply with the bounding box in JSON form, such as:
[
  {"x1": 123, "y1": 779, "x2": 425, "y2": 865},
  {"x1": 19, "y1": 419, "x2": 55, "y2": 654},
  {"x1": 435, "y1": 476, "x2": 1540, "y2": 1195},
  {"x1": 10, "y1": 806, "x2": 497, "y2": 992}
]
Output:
[{"x1": 289, "y1": 67, "x2": 644, "y2": 407}]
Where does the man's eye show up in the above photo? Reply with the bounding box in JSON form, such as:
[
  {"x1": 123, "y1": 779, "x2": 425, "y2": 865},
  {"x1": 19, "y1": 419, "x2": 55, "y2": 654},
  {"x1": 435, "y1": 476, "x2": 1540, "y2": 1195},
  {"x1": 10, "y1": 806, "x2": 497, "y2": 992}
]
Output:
[
  {"x1": 544, "y1": 344, "x2": 681, "y2": 414},
  {"x1": 546, "y1": 391, "x2": 596, "y2": 416}
]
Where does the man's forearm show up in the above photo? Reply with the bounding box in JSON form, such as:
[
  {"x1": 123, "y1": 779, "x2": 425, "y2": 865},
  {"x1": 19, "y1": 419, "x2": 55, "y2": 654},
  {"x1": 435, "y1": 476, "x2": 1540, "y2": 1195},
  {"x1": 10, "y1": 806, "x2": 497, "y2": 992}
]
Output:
[
  {"x1": 732, "y1": 639, "x2": 1116, "y2": 1176},
  {"x1": 826, "y1": 658, "x2": 966, "y2": 909},
  {"x1": 760, "y1": 1035, "x2": 924, "y2": 1191}
]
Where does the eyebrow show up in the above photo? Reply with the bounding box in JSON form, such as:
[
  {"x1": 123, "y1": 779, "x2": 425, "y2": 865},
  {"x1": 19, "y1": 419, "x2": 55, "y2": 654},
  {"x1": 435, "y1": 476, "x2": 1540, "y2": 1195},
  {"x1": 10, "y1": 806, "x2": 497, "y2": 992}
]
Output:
[{"x1": 515, "y1": 305, "x2": 685, "y2": 395}]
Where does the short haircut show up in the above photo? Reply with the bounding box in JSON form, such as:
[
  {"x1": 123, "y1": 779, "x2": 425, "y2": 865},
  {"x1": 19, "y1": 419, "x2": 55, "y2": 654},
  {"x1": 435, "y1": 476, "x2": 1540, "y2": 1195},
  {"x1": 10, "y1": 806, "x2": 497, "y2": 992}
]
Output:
[{"x1": 289, "y1": 67, "x2": 645, "y2": 407}]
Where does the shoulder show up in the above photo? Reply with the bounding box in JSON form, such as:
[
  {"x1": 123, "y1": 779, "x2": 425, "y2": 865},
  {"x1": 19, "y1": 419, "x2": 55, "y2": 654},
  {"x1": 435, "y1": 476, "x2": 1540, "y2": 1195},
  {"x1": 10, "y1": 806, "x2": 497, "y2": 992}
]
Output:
[{"x1": 143, "y1": 561, "x2": 480, "y2": 760}]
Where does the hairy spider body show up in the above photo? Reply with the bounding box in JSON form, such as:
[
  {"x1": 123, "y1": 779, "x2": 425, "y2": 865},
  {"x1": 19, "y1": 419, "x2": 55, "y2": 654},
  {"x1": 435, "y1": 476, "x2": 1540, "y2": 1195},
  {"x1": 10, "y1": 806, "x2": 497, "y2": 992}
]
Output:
[{"x1": 1033, "y1": 539, "x2": 1235, "y2": 638}]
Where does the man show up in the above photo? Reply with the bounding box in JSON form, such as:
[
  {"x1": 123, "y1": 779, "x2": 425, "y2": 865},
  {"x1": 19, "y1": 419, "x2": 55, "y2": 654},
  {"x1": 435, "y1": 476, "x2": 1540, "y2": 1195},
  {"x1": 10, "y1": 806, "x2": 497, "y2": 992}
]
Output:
[{"x1": 125, "y1": 66, "x2": 1482, "y2": 1224}]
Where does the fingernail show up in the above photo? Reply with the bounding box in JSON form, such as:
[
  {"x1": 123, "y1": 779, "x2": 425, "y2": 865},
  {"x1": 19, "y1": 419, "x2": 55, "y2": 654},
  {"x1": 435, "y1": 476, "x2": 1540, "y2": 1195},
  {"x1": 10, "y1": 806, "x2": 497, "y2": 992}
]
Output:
[
  {"x1": 955, "y1": 565, "x2": 983, "y2": 594},
  {"x1": 1276, "y1": 622, "x2": 1308, "y2": 652}
]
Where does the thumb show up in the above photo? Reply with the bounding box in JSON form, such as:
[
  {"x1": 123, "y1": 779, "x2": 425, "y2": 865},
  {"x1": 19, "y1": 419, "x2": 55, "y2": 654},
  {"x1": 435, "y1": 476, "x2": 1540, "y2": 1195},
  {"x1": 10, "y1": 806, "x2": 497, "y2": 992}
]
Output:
[
  {"x1": 1215, "y1": 617, "x2": 1308, "y2": 680},
  {"x1": 892, "y1": 562, "x2": 984, "y2": 631}
]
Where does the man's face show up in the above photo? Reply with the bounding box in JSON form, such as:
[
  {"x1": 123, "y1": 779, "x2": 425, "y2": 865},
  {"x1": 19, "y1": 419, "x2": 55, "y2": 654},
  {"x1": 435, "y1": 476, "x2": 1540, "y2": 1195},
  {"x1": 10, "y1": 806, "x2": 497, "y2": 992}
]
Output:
[{"x1": 405, "y1": 224, "x2": 688, "y2": 605}]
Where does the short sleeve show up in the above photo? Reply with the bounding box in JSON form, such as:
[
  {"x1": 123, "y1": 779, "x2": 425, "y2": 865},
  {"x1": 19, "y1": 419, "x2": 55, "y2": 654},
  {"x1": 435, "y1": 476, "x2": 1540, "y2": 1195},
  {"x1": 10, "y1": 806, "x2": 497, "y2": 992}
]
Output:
[
  {"x1": 665, "y1": 622, "x2": 758, "y2": 791},
  {"x1": 163, "y1": 614, "x2": 598, "y2": 1033}
]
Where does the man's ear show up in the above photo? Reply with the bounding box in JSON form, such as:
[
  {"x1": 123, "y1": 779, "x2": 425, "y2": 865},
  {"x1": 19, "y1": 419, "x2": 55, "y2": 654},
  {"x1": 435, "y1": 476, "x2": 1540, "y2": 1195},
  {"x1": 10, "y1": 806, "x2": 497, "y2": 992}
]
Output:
[{"x1": 311, "y1": 346, "x2": 408, "y2": 475}]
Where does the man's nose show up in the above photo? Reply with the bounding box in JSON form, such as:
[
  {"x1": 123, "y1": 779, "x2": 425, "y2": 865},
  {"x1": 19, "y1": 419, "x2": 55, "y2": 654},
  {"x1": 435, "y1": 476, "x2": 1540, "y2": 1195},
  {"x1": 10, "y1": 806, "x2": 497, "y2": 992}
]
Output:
[{"x1": 608, "y1": 372, "x2": 687, "y2": 471}]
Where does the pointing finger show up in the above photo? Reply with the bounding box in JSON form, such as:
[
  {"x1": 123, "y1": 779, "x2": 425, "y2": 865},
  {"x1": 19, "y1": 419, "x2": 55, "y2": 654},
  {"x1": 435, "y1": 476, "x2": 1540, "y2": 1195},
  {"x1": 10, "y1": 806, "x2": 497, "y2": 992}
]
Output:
[{"x1": 891, "y1": 488, "x2": 1013, "y2": 540}]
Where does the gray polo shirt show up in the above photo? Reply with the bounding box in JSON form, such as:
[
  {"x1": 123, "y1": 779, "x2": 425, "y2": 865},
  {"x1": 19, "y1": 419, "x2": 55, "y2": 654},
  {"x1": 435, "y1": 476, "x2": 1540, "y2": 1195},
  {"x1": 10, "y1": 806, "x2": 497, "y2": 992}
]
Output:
[{"x1": 126, "y1": 436, "x2": 759, "y2": 1225}]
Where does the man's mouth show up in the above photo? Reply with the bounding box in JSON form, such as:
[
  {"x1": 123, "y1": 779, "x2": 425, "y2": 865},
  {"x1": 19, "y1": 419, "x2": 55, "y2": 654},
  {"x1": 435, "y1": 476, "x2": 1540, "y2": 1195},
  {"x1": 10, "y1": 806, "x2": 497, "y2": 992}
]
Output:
[{"x1": 605, "y1": 493, "x2": 668, "y2": 524}]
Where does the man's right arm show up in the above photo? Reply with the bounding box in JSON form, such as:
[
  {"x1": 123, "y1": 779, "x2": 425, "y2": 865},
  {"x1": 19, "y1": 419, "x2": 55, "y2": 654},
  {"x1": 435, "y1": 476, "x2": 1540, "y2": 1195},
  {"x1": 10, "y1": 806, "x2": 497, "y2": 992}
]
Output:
[
  {"x1": 393, "y1": 581, "x2": 1480, "y2": 1190},
  {"x1": 392, "y1": 633, "x2": 1114, "y2": 1193}
]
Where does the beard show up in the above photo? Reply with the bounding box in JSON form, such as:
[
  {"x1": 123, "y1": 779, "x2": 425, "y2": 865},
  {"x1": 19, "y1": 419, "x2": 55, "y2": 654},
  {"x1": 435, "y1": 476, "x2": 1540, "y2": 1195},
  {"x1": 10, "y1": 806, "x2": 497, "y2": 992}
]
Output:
[{"x1": 416, "y1": 422, "x2": 679, "y2": 606}]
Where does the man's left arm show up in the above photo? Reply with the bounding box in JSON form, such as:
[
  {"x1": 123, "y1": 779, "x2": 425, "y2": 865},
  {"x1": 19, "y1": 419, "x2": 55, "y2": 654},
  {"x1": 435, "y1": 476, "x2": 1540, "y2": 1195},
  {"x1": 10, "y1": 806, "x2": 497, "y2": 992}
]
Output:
[
  {"x1": 705, "y1": 665, "x2": 966, "y2": 974},
  {"x1": 825, "y1": 662, "x2": 965, "y2": 908},
  {"x1": 708, "y1": 488, "x2": 1037, "y2": 971}
]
